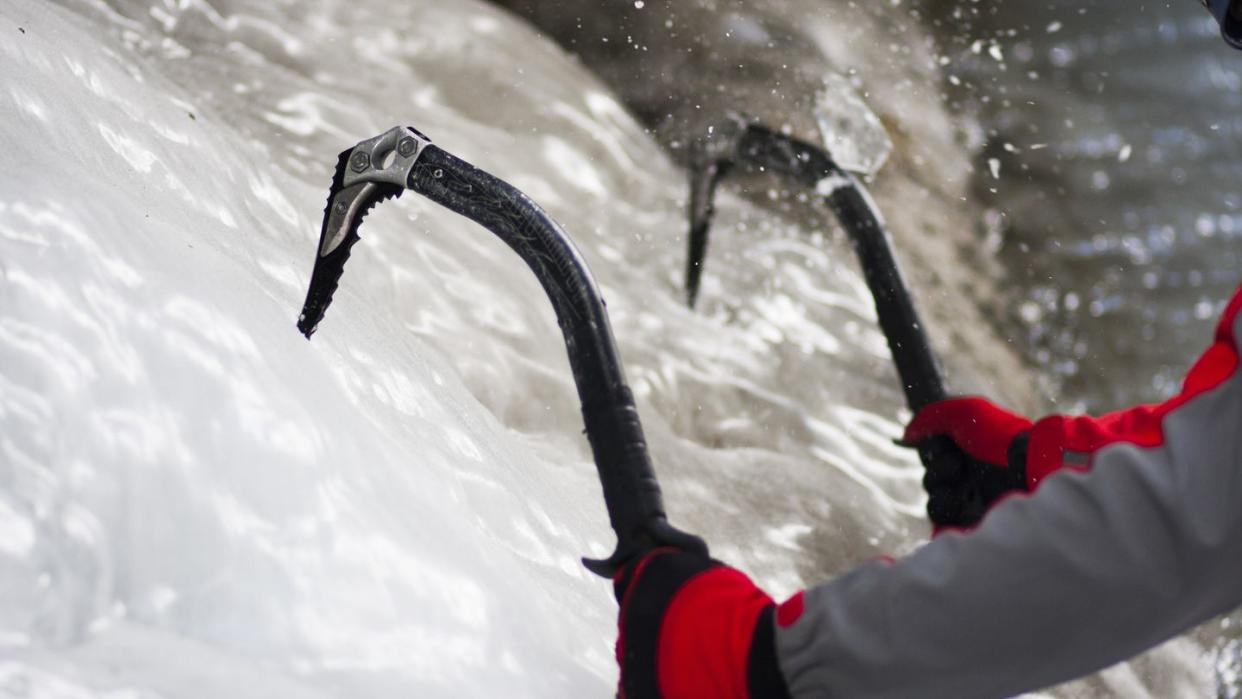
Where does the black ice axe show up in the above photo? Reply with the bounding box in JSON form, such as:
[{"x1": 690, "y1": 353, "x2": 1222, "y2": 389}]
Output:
[
  {"x1": 683, "y1": 115, "x2": 1015, "y2": 524},
  {"x1": 685, "y1": 114, "x2": 948, "y2": 413},
  {"x1": 297, "y1": 126, "x2": 707, "y2": 578}
]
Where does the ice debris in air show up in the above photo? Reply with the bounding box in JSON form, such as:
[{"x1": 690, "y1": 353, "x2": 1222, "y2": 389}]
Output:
[{"x1": 814, "y1": 72, "x2": 893, "y2": 176}]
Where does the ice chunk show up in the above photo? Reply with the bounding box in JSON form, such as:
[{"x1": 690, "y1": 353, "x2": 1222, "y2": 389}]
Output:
[{"x1": 814, "y1": 73, "x2": 893, "y2": 176}]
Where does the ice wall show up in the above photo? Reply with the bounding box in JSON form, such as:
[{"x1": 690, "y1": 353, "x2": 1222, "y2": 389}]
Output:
[{"x1": 0, "y1": 0, "x2": 1213, "y2": 696}]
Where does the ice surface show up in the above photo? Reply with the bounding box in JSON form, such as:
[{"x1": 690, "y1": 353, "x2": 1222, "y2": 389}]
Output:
[{"x1": 0, "y1": 0, "x2": 1217, "y2": 697}]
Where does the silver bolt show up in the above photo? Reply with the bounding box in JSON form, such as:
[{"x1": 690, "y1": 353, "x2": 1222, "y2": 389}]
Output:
[
  {"x1": 398, "y1": 138, "x2": 417, "y2": 157},
  {"x1": 350, "y1": 151, "x2": 370, "y2": 172},
  {"x1": 335, "y1": 200, "x2": 348, "y2": 214}
]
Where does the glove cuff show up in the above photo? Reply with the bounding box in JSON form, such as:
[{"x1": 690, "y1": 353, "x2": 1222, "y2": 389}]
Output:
[
  {"x1": 1008, "y1": 431, "x2": 1031, "y2": 474},
  {"x1": 617, "y1": 551, "x2": 720, "y2": 699},
  {"x1": 616, "y1": 551, "x2": 790, "y2": 699},
  {"x1": 1027, "y1": 416, "x2": 1073, "y2": 488},
  {"x1": 747, "y1": 604, "x2": 793, "y2": 699}
]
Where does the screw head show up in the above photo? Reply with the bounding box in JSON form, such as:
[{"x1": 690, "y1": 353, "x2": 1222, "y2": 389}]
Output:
[
  {"x1": 397, "y1": 137, "x2": 417, "y2": 157},
  {"x1": 350, "y1": 151, "x2": 370, "y2": 172}
]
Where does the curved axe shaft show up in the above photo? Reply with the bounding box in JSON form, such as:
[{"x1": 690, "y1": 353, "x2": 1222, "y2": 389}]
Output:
[
  {"x1": 298, "y1": 126, "x2": 706, "y2": 578},
  {"x1": 685, "y1": 116, "x2": 948, "y2": 413}
]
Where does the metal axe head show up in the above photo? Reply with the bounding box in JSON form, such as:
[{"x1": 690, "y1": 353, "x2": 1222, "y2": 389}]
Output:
[
  {"x1": 685, "y1": 113, "x2": 752, "y2": 308},
  {"x1": 297, "y1": 126, "x2": 433, "y2": 338},
  {"x1": 684, "y1": 113, "x2": 844, "y2": 307}
]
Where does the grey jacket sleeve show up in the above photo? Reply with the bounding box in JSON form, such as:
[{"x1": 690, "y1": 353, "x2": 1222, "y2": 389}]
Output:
[{"x1": 774, "y1": 305, "x2": 1242, "y2": 698}]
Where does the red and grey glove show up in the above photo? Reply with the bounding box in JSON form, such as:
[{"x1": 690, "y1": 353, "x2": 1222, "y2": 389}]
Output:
[
  {"x1": 902, "y1": 397, "x2": 1033, "y2": 532},
  {"x1": 614, "y1": 549, "x2": 791, "y2": 699}
]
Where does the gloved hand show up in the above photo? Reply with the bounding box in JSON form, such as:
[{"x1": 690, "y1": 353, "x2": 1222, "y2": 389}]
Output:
[
  {"x1": 902, "y1": 397, "x2": 1032, "y2": 532},
  {"x1": 614, "y1": 549, "x2": 792, "y2": 699}
]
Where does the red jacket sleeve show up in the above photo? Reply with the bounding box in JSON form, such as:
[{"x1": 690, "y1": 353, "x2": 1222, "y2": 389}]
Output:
[
  {"x1": 1025, "y1": 283, "x2": 1242, "y2": 487},
  {"x1": 773, "y1": 281, "x2": 1242, "y2": 698}
]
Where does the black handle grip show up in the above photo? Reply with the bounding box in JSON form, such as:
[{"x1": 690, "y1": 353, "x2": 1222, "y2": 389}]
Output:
[
  {"x1": 408, "y1": 145, "x2": 707, "y2": 576},
  {"x1": 823, "y1": 178, "x2": 948, "y2": 412}
]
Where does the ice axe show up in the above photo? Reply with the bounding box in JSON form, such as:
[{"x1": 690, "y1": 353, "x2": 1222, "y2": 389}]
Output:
[
  {"x1": 685, "y1": 113, "x2": 948, "y2": 413},
  {"x1": 687, "y1": 116, "x2": 1038, "y2": 528},
  {"x1": 682, "y1": 115, "x2": 1001, "y2": 525},
  {"x1": 297, "y1": 126, "x2": 707, "y2": 578}
]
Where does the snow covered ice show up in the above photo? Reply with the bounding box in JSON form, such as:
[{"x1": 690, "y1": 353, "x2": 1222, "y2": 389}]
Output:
[{"x1": 0, "y1": 0, "x2": 1222, "y2": 696}]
